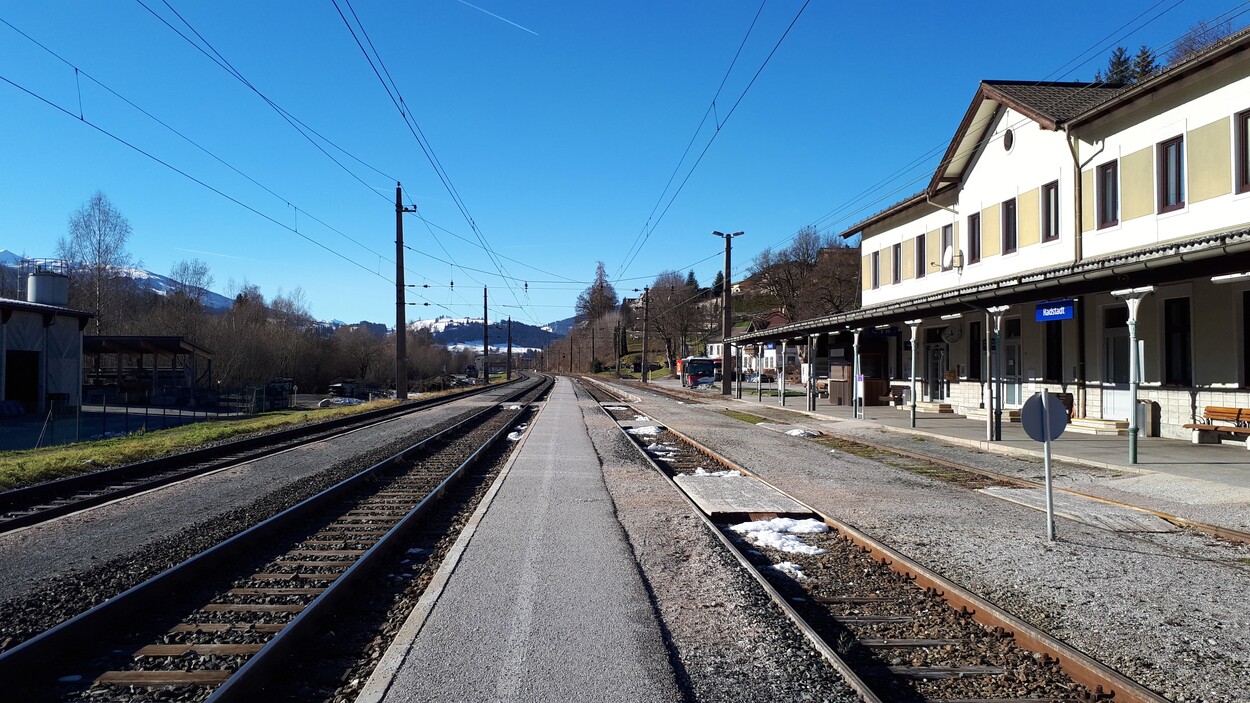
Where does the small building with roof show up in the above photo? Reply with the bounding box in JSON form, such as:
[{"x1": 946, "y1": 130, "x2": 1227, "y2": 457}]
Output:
[{"x1": 0, "y1": 262, "x2": 92, "y2": 415}]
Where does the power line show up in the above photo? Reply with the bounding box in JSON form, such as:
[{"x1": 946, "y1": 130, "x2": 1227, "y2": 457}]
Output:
[
  {"x1": 0, "y1": 71, "x2": 392, "y2": 284},
  {"x1": 0, "y1": 15, "x2": 395, "y2": 269},
  {"x1": 135, "y1": 0, "x2": 396, "y2": 204},
  {"x1": 614, "y1": 0, "x2": 811, "y2": 284},
  {"x1": 332, "y1": 0, "x2": 536, "y2": 324}
]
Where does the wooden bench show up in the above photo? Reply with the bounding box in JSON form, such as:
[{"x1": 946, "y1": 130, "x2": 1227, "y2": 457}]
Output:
[{"x1": 1182, "y1": 406, "x2": 1250, "y2": 447}]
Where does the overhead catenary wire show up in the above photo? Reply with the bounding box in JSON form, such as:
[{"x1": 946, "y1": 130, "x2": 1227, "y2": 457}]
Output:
[
  {"x1": 0, "y1": 15, "x2": 395, "y2": 269},
  {"x1": 0, "y1": 72, "x2": 393, "y2": 284},
  {"x1": 332, "y1": 0, "x2": 538, "y2": 324},
  {"x1": 136, "y1": 0, "x2": 397, "y2": 203},
  {"x1": 614, "y1": 0, "x2": 811, "y2": 285}
]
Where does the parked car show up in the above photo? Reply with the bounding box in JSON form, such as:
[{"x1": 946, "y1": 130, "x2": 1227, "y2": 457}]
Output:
[{"x1": 746, "y1": 373, "x2": 775, "y2": 383}]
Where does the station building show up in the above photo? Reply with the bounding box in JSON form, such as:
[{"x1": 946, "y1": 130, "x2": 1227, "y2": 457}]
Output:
[
  {"x1": 731, "y1": 30, "x2": 1250, "y2": 441},
  {"x1": 0, "y1": 264, "x2": 92, "y2": 415}
]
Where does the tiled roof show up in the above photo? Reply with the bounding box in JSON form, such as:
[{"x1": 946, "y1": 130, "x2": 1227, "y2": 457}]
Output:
[{"x1": 981, "y1": 80, "x2": 1127, "y2": 126}]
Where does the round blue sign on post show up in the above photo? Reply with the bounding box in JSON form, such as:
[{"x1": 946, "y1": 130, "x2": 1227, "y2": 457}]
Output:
[{"x1": 1021, "y1": 392, "x2": 1067, "y2": 442}]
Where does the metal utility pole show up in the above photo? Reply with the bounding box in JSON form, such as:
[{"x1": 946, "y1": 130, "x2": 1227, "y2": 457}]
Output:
[
  {"x1": 642, "y1": 287, "x2": 651, "y2": 383},
  {"x1": 713, "y1": 231, "x2": 743, "y2": 395},
  {"x1": 615, "y1": 320, "x2": 622, "y2": 378},
  {"x1": 482, "y1": 287, "x2": 489, "y2": 385},
  {"x1": 1112, "y1": 286, "x2": 1153, "y2": 463},
  {"x1": 506, "y1": 317, "x2": 513, "y2": 380},
  {"x1": 395, "y1": 183, "x2": 417, "y2": 400}
]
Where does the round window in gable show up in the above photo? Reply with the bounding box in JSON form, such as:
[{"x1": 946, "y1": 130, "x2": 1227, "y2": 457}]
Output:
[{"x1": 1003, "y1": 128, "x2": 1015, "y2": 151}]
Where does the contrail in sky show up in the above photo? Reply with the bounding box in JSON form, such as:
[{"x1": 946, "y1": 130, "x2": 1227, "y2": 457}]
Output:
[{"x1": 455, "y1": 0, "x2": 539, "y2": 35}]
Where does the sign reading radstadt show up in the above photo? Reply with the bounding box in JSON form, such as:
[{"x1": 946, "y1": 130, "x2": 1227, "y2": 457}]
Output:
[{"x1": 1035, "y1": 300, "x2": 1075, "y2": 322}]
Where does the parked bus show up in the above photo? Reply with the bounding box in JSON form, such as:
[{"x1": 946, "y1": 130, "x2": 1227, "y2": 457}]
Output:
[{"x1": 679, "y1": 356, "x2": 716, "y2": 388}]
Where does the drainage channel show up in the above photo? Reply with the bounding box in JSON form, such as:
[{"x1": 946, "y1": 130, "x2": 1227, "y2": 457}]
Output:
[{"x1": 581, "y1": 379, "x2": 1169, "y2": 703}]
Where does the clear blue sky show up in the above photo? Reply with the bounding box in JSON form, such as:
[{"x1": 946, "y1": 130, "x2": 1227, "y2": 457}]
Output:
[{"x1": 2, "y1": 1, "x2": 1244, "y2": 328}]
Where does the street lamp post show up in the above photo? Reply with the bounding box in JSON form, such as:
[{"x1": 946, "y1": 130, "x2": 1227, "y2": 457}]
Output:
[
  {"x1": 987, "y1": 306, "x2": 1009, "y2": 440},
  {"x1": 906, "y1": 320, "x2": 922, "y2": 428},
  {"x1": 849, "y1": 328, "x2": 862, "y2": 419},
  {"x1": 1112, "y1": 286, "x2": 1154, "y2": 464}
]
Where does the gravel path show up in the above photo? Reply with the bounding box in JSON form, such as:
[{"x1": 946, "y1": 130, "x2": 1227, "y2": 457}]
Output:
[{"x1": 613, "y1": 382, "x2": 1250, "y2": 703}]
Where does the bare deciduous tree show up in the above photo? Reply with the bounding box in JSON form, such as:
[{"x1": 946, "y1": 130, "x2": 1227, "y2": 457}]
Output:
[
  {"x1": 648, "y1": 270, "x2": 701, "y2": 372},
  {"x1": 170, "y1": 258, "x2": 215, "y2": 305},
  {"x1": 57, "y1": 192, "x2": 134, "y2": 332},
  {"x1": 1167, "y1": 19, "x2": 1234, "y2": 66},
  {"x1": 750, "y1": 227, "x2": 860, "y2": 322}
]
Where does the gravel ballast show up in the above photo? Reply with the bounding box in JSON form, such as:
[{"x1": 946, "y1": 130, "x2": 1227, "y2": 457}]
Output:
[
  {"x1": 609, "y1": 381, "x2": 1250, "y2": 703},
  {"x1": 578, "y1": 385, "x2": 861, "y2": 703}
]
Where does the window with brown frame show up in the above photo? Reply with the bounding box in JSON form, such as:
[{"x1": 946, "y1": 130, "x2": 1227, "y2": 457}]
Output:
[
  {"x1": 940, "y1": 224, "x2": 953, "y2": 269},
  {"x1": 871, "y1": 251, "x2": 880, "y2": 289},
  {"x1": 1041, "y1": 180, "x2": 1059, "y2": 242},
  {"x1": 1237, "y1": 109, "x2": 1250, "y2": 195},
  {"x1": 1002, "y1": 198, "x2": 1017, "y2": 254},
  {"x1": 915, "y1": 233, "x2": 926, "y2": 279},
  {"x1": 967, "y1": 213, "x2": 980, "y2": 264},
  {"x1": 1157, "y1": 135, "x2": 1185, "y2": 213},
  {"x1": 892, "y1": 243, "x2": 901, "y2": 284},
  {"x1": 1096, "y1": 161, "x2": 1119, "y2": 228}
]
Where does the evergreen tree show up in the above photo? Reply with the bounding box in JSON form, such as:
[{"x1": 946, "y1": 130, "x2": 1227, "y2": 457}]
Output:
[
  {"x1": 711, "y1": 270, "x2": 725, "y2": 297},
  {"x1": 1132, "y1": 45, "x2": 1158, "y2": 82},
  {"x1": 685, "y1": 270, "x2": 698, "y2": 289},
  {"x1": 1101, "y1": 46, "x2": 1133, "y2": 84}
]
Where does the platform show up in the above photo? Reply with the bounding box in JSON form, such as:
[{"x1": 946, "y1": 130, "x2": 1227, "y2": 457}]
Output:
[{"x1": 361, "y1": 377, "x2": 677, "y2": 702}]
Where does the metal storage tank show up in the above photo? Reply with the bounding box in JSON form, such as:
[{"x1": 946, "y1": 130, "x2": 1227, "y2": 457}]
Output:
[{"x1": 27, "y1": 270, "x2": 70, "y2": 307}]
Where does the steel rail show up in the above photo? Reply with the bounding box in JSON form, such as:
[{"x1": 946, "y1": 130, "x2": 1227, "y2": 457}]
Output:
[
  {"x1": 0, "y1": 376, "x2": 547, "y2": 697},
  {"x1": 0, "y1": 378, "x2": 522, "y2": 533},
  {"x1": 599, "y1": 377, "x2": 1250, "y2": 546},
  {"x1": 584, "y1": 378, "x2": 1170, "y2": 703}
]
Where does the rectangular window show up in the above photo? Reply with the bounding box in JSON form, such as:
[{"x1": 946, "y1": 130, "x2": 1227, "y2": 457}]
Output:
[
  {"x1": 1041, "y1": 180, "x2": 1059, "y2": 242},
  {"x1": 1045, "y1": 319, "x2": 1063, "y2": 381},
  {"x1": 967, "y1": 213, "x2": 981, "y2": 264},
  {"x1": 915, "y1": 233, "x2": 926, "y2": 279},
  {"x1": 1158, "y1": 135, "x2": 1185, "y2": 213},
  {"x1": 1002, "y1": 198, "x2": 1017, "y2": 254},
  {"x1": 968, "y1": 320, "x2": 982, "y2": 380},
  {"x1": 940, "y1": 224, "x2": 953, "y2": 270},
  {"x1": 871, "y1": 251, "x2": 880, "y2": 289},
  {"x1": 1096, "y1": 161, "x2": 1119, "y2": 228},
  {"x1": 891, "y1": 243, "x2": 901, "y2": 284},
  {"x1": 1164, "y1": 297, "x2": 1192, "y2": 386},
  {"x1": 1237, "y1": 109, "x2": 1250, "y2": 195}
]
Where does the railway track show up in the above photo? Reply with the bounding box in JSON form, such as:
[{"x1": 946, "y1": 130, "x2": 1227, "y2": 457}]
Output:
[
  {"x1": 598, "y1": 376, "x2": 1250, "y2": 546},
  {"x1": 0, "y1": 376, "x2": 551, "y2": 702},
  {"x1": 580, "y1": 377, "x2": 1169, "y2": 703},
  {"x1": 0, "y1": 380, "x2": 519, "y2": 535}
]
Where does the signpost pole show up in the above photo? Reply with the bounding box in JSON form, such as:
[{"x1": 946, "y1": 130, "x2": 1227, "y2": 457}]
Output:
[
  {"x1": 756, "y1": 344, "x2": 763, "y2": 402},
  {"x1": 1042, "y1": 391, "x2": 1056, "y2": 542},
  {"x1": 780, "y1": 340, "x2": 787, "y2": 407}
]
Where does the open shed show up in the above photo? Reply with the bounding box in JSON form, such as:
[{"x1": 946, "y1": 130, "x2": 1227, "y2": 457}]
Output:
[{"x1": 82, "y1": 336, "x2": 214, "y2": 407}]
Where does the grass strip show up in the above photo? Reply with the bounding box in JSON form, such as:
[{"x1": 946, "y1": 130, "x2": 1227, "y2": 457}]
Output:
[
  {"x1": 720, "y1": 410, "x2": 772, "y2": 425},
  {"x1": 0, "y1": 400, "x2": 400, "y2": 491}
]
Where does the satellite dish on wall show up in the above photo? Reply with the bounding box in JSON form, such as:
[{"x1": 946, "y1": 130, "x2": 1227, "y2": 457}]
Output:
[{"x1": 941, "y1": 245, "x2": 954, "y2": 270}]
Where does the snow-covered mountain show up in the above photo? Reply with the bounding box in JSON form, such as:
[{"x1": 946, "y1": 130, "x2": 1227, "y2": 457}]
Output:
[
  {"x1": 412, "y1": 316, "x2": 562, "y2": 350},
  {"x1": 0, "y1": 249, "x2": 233, "y2": 310}
]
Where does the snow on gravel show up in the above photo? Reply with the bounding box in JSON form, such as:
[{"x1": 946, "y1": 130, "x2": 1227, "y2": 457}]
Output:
[{"x1": 730, "y1": 518, "x2": 830, "y2": 555}]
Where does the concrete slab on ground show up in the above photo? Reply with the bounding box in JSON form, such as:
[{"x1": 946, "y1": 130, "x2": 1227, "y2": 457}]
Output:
[{"x1": 675, "y1": 474, "x2": 812, "y2": 517}]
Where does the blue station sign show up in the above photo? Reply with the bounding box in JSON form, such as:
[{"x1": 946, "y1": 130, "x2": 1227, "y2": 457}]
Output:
[{"x1": 1035, "y1": 300, "x2": 1075, "y2": 322}]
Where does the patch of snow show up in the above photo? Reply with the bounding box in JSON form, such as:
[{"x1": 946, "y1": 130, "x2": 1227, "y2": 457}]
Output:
[
  {"x1": 785, "y1": 428, "x2": 820, "y2": 437},
  {"x1": 632, "y1": 415, "x2": 648, "y2": 421},
  {"x1": 693, "y1": 467, "x2": 741, "y2": 477},
  {"x1": 729, "y1": 518, "x2": 829, "y2": 555},
  {"x1": 626, "y1": 425, "x2": 663, "y2": 436},
  {"x1": 503, "y1": 404, "x2": 523, "y2": 410},
  {"x1": 507, "y1": 431, "x2": 524, "y2": 441},
  {"x1": 602, "y1": 405, "x2": 629, "y2": 411},
  {"x1": 769, "y1": 562, "x2": 807, "y2": 580}
]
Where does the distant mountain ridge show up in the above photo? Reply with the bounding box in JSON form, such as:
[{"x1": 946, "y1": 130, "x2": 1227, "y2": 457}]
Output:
[
  {"x1": 412, "y1": 316, "x2": 562, "y2": 350},
  {"x1": 0, "y1": 249, "x2": 233, "y2": 310}
]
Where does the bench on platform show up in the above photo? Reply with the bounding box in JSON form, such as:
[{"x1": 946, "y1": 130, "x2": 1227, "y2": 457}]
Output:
[{"x1": 1182, "y1": 406, "x2": 1250, "y2": 447}]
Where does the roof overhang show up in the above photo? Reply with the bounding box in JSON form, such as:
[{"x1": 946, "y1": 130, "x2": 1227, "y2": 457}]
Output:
[{"x1": 731, "y1": 226, "x2": 1250, "y2": 344}]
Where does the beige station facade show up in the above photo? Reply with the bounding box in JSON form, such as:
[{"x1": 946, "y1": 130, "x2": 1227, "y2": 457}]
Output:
[{"x1": 732, "y1": 31, "x2": 1250, "y2": 441}]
